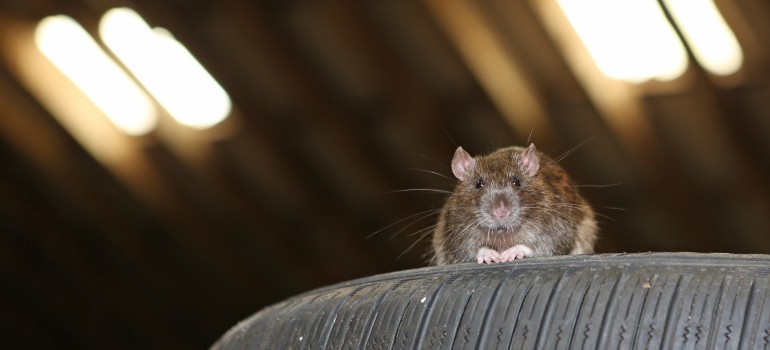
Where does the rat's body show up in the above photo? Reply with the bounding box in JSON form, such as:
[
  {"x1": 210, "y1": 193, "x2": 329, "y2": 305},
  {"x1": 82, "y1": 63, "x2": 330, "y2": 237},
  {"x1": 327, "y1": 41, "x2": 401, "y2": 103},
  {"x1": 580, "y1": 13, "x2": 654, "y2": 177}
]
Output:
[{"x1": 432, "y1": 144, "x2": 597, "y2": 265}]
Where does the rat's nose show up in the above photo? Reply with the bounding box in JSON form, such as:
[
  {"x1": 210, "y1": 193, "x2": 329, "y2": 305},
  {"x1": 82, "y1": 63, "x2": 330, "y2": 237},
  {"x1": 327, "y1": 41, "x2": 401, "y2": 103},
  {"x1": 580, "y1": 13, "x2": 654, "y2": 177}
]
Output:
[
  {"x1": 493, "y1": 204, "x2": 510, "y2": 218},
  {"x1": 491, "y1": 195, "x2": 512, "y2": 218}
]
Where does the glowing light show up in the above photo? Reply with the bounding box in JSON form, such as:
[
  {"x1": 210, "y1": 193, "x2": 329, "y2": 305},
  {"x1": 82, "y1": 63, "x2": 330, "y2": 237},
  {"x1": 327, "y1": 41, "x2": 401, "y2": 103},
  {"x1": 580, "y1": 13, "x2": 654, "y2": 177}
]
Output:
[
  {"x1": 557, "y1": 0, "x2": 688, "y2": 83},
  {"x1": 664, "y1": 0, "x2": 743, "y2": 76},
  {"x1": 35, "y1": 15, "x2": 157, "y2": 135},
  {"x1": 100, "y1": 8, "x2": 231, "y2": 129}
]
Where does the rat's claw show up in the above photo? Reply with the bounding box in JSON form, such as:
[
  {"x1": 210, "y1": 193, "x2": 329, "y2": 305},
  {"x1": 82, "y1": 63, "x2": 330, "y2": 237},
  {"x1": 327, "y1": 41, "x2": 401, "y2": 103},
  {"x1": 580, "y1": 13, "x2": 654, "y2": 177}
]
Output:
[
  {"x1": 477, "y1": 247, "x2": 501, "y2": 264},
  {"x1": 499, "y1": 244, "x2": 533, "y2": 262}
]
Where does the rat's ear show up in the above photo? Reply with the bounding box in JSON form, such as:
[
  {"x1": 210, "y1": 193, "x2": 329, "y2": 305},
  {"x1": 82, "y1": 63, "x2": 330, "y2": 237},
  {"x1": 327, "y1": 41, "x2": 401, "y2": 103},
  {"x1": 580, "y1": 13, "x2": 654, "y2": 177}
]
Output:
[
  {"x1": 521, "y1": 143, "x2": 540, "y2": 176},
  {"x1": 451, "y1": 147, "x2": 476, "y2": 181}
]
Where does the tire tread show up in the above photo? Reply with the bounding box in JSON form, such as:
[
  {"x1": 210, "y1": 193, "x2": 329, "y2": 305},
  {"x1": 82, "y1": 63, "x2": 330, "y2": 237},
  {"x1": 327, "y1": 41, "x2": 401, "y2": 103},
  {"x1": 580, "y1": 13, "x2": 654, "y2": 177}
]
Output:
[{"x1": 212, "y1": 253, "x2": 770, "y2": 350}]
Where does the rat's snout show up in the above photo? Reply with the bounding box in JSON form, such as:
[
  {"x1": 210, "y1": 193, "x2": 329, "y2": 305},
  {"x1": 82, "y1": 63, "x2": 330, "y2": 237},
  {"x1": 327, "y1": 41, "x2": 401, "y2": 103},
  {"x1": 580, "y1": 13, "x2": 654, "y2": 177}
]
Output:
[
  {"x1": 493, "y1": 203, "x2": 510, "y2": 218},
  {"x1": 490, "y1": 192, "x2": 514, "y2": 219}
]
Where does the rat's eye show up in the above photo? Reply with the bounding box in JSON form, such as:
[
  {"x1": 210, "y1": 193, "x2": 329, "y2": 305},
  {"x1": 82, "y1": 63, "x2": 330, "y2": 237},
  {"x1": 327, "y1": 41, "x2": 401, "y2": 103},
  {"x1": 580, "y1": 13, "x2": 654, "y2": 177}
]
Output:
[
  {"x1": 475, "y1": 177, "x2": 485, "y2": 189},
  {"x1": 512, "y1": 176, "x2": 522, "y2": 187}
]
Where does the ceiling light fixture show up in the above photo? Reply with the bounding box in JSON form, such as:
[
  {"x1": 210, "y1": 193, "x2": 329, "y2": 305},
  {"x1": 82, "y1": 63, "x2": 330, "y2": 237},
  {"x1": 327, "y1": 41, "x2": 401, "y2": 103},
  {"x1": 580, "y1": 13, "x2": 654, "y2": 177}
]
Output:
[
  {"x1": 664, "y1": 0, "x2": 743, "y2": 76},
  {"x1": 35, "y1": 15, "x2": 157, "y2": 135},
  {"x1": 100, "y1": 8, "x2": 232, "y2": 130},
  {"x1": 557, "y1": 0, "x2": 689, "y2": 83}
]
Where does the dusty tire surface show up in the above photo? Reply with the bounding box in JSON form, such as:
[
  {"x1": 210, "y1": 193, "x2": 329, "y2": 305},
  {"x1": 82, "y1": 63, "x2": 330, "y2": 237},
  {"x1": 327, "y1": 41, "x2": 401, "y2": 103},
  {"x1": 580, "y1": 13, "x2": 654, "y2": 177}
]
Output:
[{"x1": 213, "y1": 253, "x2": 770, "y2": 349}]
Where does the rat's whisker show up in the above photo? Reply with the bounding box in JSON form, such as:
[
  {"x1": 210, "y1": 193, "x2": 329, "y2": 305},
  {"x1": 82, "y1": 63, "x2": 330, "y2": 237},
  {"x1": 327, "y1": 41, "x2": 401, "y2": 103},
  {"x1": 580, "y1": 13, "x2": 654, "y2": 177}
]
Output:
[
  {"x1": 401, "y1": 167, "x2": 451, "y2": 180},
  {"x1": 551, "y1": 202, "x2": 626, "y2": 213},
  {"x1": 398, "y1": 229, "x2": 434, "y2": 260},
  {"x1": 418, "y1": 153, "x2": 446, "y2": 168},
  {"x1": 455, "y1": 218, "x2": 481, "y2": 238},
  {"x1": 389, "y1": 210, "x2": 442, "y2": 239},
  {"x1": 378, "y1": 188, "x2": 453, "y2": 195},
  {"x1": 525, "y1": 203, "x2": 617, "y2": 222},
  {"x1": 553, "y1": 138, "x2": 594, "y2": 164},
  {"x1": 368, "y1": 208, "x2": 443, "y2": 239},
  {"x1": 589, "y1": 205, "x2": 625, "y2": 211},
  {"x1": 526, "y1": 127, "x2": 534, "y2": 145},
  {"x1": 407, "y1": 223, "x2": 438, "y2": 238},
  {"x1": 572, "y1": 183, "x2": 622, "y2": 188}
]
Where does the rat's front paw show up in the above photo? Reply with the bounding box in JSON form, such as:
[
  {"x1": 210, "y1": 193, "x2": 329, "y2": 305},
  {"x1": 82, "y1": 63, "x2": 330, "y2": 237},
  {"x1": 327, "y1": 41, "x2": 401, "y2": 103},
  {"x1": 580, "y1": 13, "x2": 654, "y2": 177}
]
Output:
[
  {"x1": 477, "y1": 247, "x2": 501, "y2": 264},
  {"x1": 499, "y1": 244, "x2": 534, "y2": 262}
]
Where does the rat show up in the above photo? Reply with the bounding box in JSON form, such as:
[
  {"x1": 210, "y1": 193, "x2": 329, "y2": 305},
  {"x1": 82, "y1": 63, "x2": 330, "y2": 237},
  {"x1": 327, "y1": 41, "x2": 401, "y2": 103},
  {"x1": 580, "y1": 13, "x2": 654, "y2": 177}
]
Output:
[{"x1": 431, "y1": 143, "x2": 597, "y2": 265}]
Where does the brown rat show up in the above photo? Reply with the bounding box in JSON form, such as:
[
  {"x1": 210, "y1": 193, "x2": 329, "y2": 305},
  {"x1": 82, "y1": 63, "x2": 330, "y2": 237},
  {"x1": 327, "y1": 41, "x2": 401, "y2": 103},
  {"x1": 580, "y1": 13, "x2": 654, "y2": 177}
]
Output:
[{"x1": 431, "y1": 143, "x2": 597, "y2": 265}]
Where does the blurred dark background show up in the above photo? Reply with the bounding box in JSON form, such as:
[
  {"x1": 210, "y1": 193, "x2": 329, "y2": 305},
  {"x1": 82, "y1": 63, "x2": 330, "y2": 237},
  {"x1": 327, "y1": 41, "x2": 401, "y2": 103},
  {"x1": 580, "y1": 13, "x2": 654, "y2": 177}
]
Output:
[{"x1": 1, "y1": 0, "x2": 769, "y2": 348}]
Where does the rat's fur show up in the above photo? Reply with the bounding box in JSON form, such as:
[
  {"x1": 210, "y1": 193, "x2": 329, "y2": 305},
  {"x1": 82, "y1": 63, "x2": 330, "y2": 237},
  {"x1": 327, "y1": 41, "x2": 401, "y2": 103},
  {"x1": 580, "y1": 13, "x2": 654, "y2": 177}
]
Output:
[{"x1": 432, "y1": 144, "x2": 597, "y2": 265}]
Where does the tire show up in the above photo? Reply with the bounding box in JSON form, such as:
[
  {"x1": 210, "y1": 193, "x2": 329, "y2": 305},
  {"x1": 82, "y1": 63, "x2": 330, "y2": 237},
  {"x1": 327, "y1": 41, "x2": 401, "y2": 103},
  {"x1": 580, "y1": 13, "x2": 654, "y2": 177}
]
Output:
[{"x1": 213, "y1": 253, "x2": 770, "y2": 349}]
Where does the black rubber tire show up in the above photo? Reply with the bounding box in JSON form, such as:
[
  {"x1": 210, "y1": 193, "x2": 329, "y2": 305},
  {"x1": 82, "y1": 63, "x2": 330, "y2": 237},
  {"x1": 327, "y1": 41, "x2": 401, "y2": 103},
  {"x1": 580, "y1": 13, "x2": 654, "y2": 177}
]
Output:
[{"x1": 213, "y1": 253, "x2": 770, "y2": 349}]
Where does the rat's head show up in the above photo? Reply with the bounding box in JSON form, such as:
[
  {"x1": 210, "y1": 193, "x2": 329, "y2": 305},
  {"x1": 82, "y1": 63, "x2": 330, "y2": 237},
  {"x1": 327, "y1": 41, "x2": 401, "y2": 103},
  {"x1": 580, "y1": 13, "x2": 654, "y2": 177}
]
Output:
[{"x1": 449, "y1": 143, "x2": 545, "y2": 233}]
